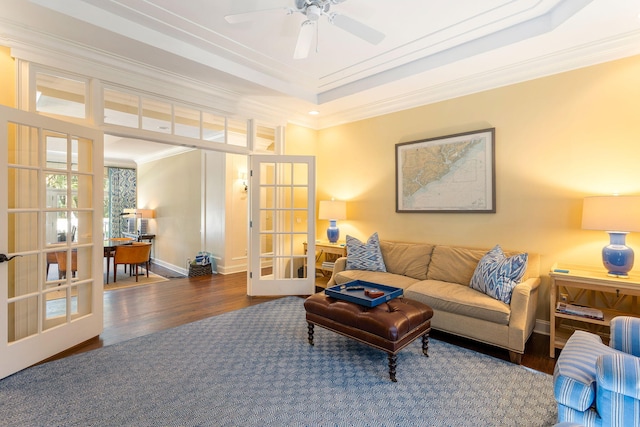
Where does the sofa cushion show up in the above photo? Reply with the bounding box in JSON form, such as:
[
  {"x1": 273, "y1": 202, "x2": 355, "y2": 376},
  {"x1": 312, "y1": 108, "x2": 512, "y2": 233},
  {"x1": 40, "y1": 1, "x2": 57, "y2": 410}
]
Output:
[
  {"x1": 334, "y1": 270, "x2": 419, "y2": 290},
  {"x1": 426, "y1": 246, "x2": 489, "y2": 285},
  {"x1": 345, "y1": 232, "x2": 386, "y2": 272},
  {"x1": 404, "y1": 280, "x2": 511, "y2": 325},
  {"x1": 379, "y1": 241, "x2": 434, "y2": 280},
  {"x1": 469, "y1": 245, "x2": 528, "y2": 304}
]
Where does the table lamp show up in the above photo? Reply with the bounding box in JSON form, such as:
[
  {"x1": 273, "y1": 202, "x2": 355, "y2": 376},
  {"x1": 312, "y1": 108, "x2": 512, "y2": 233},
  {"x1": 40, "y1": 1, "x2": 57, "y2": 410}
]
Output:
[
  {"x1": 581, "y1": 195, "x2": 640, "y2": 278},
  {"x1": 318, "y1": 200, "x2": 346, "y2": 244},
  {"x1": 136, "y1": 209, "x2": 155, "y2": 235}
]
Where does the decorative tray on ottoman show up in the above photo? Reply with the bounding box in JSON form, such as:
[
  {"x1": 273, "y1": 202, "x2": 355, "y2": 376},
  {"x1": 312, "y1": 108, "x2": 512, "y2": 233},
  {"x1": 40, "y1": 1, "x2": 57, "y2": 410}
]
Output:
[{"x1": 325, "y1": 280, "x2": 403, "y2": 307}]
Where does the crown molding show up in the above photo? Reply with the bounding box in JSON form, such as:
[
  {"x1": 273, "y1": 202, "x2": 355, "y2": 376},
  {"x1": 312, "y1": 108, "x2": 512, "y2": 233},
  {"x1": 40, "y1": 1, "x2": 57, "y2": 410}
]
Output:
[{"x1": 310, "y1": 29, "x2": 640, "y2": 129}]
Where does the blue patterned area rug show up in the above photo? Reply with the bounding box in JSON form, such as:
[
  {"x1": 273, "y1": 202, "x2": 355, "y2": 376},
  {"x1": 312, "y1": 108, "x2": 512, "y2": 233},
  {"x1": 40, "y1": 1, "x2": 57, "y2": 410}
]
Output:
[{"x1": 0, "y1": 297, "x2": 557, "y2": 426}]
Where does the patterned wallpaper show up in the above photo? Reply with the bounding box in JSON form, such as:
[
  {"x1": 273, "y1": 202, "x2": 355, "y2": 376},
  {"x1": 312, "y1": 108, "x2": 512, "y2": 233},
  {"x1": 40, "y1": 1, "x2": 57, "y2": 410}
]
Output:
[{"x1": 108, "y1": 167, "x2": 136, "y2": 238}]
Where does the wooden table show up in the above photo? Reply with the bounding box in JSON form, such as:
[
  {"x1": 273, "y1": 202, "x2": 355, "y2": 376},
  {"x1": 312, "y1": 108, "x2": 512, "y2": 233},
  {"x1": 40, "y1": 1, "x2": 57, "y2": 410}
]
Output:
[
  {"x1": 549, "y1": 263, "x2": 640, "y2": 357},
  {"x1": 303, "y1": 241, "x2": 347, "y2": 283}
]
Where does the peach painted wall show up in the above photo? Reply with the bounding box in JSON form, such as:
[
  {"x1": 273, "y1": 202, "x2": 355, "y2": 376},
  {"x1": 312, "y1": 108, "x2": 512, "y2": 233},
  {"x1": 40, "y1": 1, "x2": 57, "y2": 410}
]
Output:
[
  {"x1": 292, "y1": 55, "x2": 640, "y2": 323},
  {"x1": 0, "y1": 46, "x2": 15, "y2": 107}
]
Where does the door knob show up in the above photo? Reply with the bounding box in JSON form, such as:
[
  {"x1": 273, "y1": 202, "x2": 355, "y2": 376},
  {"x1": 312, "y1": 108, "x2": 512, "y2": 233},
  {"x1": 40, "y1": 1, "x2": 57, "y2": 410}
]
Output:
[{"x1": 0, "y1": 254, "x2": 22, "y2": 263}]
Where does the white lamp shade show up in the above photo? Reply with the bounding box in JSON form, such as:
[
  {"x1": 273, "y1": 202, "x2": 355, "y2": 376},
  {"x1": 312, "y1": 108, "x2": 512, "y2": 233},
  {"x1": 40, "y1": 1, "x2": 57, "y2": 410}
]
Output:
[
  {"x1": 318, "y1": 200, "x2": 347, "y2": 220},
  {"x1": 136, "y1": 209, "x2": 155, "y2": 219},
  {"x1": 582, "y1": 196, "x2": 640, "y2": 232}
]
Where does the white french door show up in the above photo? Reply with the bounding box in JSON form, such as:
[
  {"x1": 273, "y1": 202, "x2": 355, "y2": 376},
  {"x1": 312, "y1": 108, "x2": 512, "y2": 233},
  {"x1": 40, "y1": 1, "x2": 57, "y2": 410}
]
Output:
[
  {"x1": 248, "y1": 155, "x2": 316, "y2": 296},
  {"x1": 0, "y1": 105, "x2": 104, "y2": 379}
]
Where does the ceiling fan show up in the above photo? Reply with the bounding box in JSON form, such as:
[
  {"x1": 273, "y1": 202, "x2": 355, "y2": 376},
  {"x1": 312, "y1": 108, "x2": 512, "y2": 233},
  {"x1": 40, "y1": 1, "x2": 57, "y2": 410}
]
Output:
[{"x1": 224, "y1": 0, "x2": 385, "y2": 59}]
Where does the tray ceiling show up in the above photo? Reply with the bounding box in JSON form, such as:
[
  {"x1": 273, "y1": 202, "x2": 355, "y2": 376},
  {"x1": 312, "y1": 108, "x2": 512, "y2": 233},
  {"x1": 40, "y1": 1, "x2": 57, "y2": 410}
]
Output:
[{"x1": 2, "y1": 0, "x2": 640, "y2": 129}]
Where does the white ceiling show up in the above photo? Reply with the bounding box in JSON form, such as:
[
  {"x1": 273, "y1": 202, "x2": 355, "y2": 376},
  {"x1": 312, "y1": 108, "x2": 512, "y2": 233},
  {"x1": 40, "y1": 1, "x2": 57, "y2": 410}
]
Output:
[
  {"x1": 103, "y1": 135, "x2": 194, "y2": 168},
  {"x1": 2, "y1": 0, "x2": 640, "y2": 162}
]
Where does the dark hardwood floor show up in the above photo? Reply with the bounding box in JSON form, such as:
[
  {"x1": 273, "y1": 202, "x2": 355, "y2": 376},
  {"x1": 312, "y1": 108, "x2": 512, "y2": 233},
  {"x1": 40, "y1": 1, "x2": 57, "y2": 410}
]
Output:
[{"x1": 44, "y1": 265, "x2": 557, "y2": 375}]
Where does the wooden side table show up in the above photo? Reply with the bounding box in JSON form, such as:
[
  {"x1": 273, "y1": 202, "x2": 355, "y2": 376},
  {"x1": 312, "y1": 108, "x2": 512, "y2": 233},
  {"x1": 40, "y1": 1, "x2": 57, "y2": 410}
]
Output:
[
  {"x1": 549, "y1": 263, "x2": 640, "y2": 358},
  {"x1": 123, "y1": 232, "x2": 155, "y2": 243},
  {"x1": 303, "y1": 241, "x2": 347, "y2": 284}
]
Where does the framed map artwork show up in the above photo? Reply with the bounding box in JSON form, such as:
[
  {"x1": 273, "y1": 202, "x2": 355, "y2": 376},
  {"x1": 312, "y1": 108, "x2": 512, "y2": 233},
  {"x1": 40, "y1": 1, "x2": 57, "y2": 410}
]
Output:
[{"x1": 395, "y1": 128, "x2": 495, "y2": 213}]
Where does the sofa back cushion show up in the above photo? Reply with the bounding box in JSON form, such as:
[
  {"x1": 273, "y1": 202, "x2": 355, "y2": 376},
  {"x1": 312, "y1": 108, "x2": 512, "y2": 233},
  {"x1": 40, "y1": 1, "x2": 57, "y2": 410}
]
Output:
[
  {"x1": 427, "y1": 246, "x2": 488, "y2": 285},
  {"x1": 379, "y1": 241, "x2": 434, "y2": 280},
  {"x1": 427, "y1": 245, "x2": 540, "y2": 285}
]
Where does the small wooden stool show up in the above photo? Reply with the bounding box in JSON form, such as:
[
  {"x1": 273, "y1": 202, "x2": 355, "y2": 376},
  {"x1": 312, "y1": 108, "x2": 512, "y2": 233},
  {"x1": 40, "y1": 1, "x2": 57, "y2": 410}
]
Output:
[{"x1": 304, "y1": 293, "x2": 434, "y2": 382}]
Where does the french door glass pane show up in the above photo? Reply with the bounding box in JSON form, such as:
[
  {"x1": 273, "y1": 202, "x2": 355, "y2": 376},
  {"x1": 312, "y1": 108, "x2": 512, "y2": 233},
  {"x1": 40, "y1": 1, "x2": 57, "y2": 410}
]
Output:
[
  {"x1": 293, "y1": 187, "x2": 308, "y2": 209},
  {"x1": 45, "y1": 173, "x2": 67, "y2": 209},
  {"x1": 175, "y1": 105, "x2": 200, "y2": 139},
  {"x1": 35, "y1": 72, "x2": 86, "y2": 119},
  {"x1": 44, "y1": 211, "x2": 67, "y2": 247},
  {"x1": 76, "y1": 211, "x2": 93, "y2": 245},
  {"x1": 8, "y1": 168, "x2": 38, "y2": 209},
  {"x1": 8, "y1": 254, "x2": 38, "y2": 298},
  {"x1": 7, "y1": 212, "x2": 38, "y2": 253},
  {"x1": 202, "y1": 112, "x2": 225, "y2": 142},
  {"x1": 75, "y1": 175, "x2": 93, "y2": 209},
  {"x1": 227, "y1": 118, "x2": 247, "y2": 147},
  {"x1": 7, "y1": 123, "x2": 38, "y2": 167},
  {"x1": 142, "y1": 98, "x2": 171, "y2": 134},
  {"x1": 72, "y1": 136, "x2": 93, "y2": 173},
  {"x1": 293, "y1": 162, "x2": 308, "y2": 186},
  {"x1": 45, "y1": 131, "x2": 68, "y2": 168},
  {"x1": 8, "y1": 296, "x2": 38, "y2": 342},
  {"x1": 75, "y1": 246, "x2": 93, "y2": 282},
  {"x1": 104, "y1": 88, "x2": 139, "y2": 127}
]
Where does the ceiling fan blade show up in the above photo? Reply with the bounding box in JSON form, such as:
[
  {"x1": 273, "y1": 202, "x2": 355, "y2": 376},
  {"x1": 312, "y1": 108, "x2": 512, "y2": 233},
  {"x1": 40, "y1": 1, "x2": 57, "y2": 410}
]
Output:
[
  {"x1": 330, "y1": 13, "x2": 385, "y2": 45},
  {"x1": 294, "y1": 20, "x2": 316, "y2": 59},
  {"x1": 224, "y1": 1, "x2": 292, "y2": 24}
]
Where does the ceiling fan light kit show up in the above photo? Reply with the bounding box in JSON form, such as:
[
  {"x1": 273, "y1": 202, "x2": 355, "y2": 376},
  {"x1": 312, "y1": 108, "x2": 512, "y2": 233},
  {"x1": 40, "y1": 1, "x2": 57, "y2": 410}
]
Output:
[{"x1": 225, "y1": 0, "x2": 385, "y2": 59}]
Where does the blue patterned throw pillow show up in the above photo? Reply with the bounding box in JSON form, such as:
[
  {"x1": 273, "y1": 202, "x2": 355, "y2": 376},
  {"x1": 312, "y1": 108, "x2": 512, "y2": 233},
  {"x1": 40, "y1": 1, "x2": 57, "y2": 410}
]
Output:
[
  {"x1": 345, "y1": 232, "x2": 387, "y2": 272},
  {"x1": 469, "y1": 245, "x2": 528, "y2": 304}
]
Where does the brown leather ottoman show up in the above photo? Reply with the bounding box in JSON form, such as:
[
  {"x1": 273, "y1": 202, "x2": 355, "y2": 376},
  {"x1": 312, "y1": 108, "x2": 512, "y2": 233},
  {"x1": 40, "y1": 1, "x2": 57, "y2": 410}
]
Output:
[{"x1": 304, "y1": 293, "x2": 434, "y2": 382}]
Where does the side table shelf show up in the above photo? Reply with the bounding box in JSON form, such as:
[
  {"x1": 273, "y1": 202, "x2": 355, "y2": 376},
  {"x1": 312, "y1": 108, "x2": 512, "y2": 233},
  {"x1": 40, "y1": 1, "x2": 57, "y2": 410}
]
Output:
[
  {"x1": 549, "y1": 263, "x2": 640, "y2": 358},
  {"x1": 303, "y1": 241, "x2": 347, "y2": 287}
]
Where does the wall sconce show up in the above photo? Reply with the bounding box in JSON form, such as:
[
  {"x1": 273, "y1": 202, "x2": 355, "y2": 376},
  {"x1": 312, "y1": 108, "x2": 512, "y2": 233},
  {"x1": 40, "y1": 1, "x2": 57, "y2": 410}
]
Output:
[
  {"x1": 582, "y1": 195, "x2": 640, "y2": 278},
  {"x1": 238, "y1": 171, "x2": 248, "y2": 192},
  {"x1": 318, "y1": 199, "x2": 347, "y2": 244}
]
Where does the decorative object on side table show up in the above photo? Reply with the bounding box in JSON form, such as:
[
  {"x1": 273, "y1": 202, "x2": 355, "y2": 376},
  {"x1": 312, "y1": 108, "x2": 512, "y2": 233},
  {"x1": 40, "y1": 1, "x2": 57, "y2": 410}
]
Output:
[
  {"x1": 582, "y1": 195, "x2": 640, "y2": 278},
  {"x1": 318, "y1": 199, "x2": 346, "y2": 243}
]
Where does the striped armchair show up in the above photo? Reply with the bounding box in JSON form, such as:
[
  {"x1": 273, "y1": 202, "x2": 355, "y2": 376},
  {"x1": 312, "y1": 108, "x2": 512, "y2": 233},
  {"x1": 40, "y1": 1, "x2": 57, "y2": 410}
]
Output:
[{"x1": 553, "y1": 316, "x2": 640, "y2": 426}]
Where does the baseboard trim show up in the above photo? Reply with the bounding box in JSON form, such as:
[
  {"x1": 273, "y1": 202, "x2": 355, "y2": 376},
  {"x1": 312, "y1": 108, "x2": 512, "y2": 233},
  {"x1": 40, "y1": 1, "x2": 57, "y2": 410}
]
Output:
[
  {"x1": 534, "y1": 319, "x2": 550, "y2": 336},
  {"x1": 151, "y1": 258, "x2": 188, "y2": 276}
]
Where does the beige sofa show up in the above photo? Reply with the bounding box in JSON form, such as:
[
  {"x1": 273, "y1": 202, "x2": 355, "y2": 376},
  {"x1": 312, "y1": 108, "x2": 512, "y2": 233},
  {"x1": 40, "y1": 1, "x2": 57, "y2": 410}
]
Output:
[{"x1": 327, "y1": 241, "x2": 541, "y2": 364}]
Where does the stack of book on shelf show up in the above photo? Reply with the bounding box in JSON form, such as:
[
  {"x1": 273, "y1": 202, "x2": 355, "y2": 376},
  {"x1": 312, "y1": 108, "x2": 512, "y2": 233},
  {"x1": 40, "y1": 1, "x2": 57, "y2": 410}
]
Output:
[
  {"x1": 556, "y1": 302, "x2": 604, "y2": 320},
  {"x1": 321, "y1": 261, "x2": 335, "y2": 271}
]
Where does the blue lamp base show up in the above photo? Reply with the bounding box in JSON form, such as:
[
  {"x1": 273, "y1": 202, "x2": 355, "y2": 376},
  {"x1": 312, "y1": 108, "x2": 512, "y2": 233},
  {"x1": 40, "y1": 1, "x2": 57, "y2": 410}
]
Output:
[
  {"x1": 602, "y1": 232, "x2": 634, "y2": 278},
  {"x1": 326, "y1": 220, "x2": 339, "y2": 244}
]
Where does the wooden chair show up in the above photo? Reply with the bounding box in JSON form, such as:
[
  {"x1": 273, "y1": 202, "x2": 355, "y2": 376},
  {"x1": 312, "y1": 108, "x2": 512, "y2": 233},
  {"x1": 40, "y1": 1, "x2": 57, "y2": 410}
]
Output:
[
  {"x1": 55, "y1": 250, "x2": 77, "y2": 279},
  {"x1": 46, "y1": 252, "x2": 58, "y2": 277},
  {"x1": 113, "y1": 242, "x2": 152, "y2": 282},
  {"x1": 105, "y1": 237, "x2": 135, "y2": 276}
]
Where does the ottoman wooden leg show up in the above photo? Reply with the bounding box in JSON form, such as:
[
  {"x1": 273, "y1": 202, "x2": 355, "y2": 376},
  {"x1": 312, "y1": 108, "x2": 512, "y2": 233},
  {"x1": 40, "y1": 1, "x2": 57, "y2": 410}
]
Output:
[
  {"x1": 307, "y1": 322, "x2": 314, "y2": 346},
  {"x1": 388, "y1": 354, "x2": 397, "y2": 382},
  {"x1": 422, "y1": 333, "x2": 429, "y2": 357}
]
